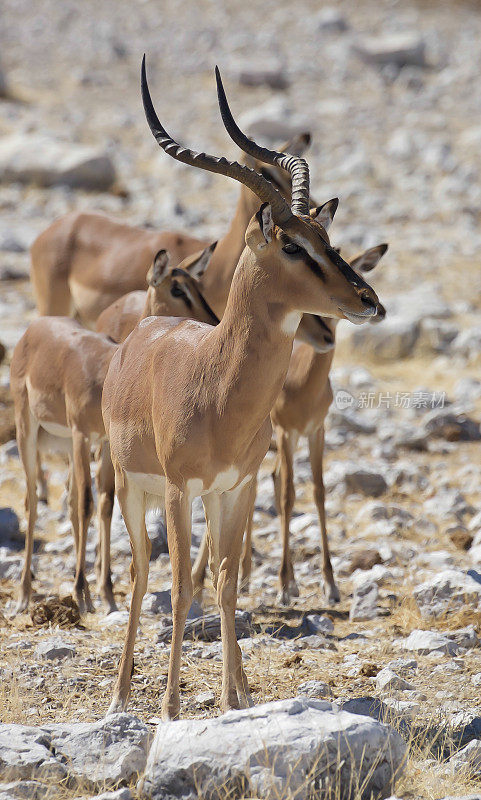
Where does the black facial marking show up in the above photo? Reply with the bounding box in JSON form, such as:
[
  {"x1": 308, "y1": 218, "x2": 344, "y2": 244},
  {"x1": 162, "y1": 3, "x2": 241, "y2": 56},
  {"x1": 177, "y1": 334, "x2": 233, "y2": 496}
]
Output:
[
  {"x1": 324, "y1": 243, "x2": 371, "y2": 290},
  {"x1": 280, "y1": 233, "x2": 326, "y2": 282}
]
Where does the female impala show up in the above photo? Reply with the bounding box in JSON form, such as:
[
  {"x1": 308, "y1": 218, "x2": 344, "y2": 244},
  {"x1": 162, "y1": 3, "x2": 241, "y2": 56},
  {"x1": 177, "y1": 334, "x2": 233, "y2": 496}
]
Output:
[
  {"x1": 96, "y1": 242, "x2": 217, "y2": 343},
  {"x1": 101, "y1": 59, "x2": 382, "y2": 717},
  {"x1": 10, "y1": 245, "x2": 218, "y2": 614}
]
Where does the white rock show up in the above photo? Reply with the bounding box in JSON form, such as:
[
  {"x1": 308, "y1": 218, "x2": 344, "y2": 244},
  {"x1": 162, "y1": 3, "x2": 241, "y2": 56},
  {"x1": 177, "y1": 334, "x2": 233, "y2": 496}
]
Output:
[
  {"x1": 0, "y1": 134, "x2": 116, "y2": 191},
  {"x1": 375, "y1": 668, "x2": 415, "y2": 692},
  {"x1": 44, "y1": 714, "x2": 149, "y2": 788},
  {"x1": 352, "y1": 33, "x2": 428, "y2": 69},
  {"x1": 401, "y1": 629, "x2": 458, "y2": 656},
  {"x1": 0, "y1": 781, "x2": 52, "y2": 800},
  {"x1": 297, "y1": 680, "x2": 332, "y2": 698},
  {"x1": 34, "y1": 639, "x2": 76, "y2": 660},
  {"x1": 0, "y1": 728, "x2": 66, "y2": 782},
  {"x1": 413, "y1": 570, "x2": 481, "y2": 616},
  {"x1": 350, "y1": 581, "x2": 379, "y2": 622},
  {"x1": 450, "y1": 740, "x2": 481, "y2": 775},
  {"x1": 140, "y1": 698, "x2": 406, "y2": 799}
]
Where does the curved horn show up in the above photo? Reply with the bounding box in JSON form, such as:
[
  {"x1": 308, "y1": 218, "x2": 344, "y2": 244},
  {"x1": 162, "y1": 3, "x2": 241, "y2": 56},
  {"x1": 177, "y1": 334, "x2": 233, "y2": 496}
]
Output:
[
  {"x1": 215, "y1": 66, "x2": 310, "y2": 218},
  {"x1": 141, "y1": 56, "x2": 292, "y2": 225}
]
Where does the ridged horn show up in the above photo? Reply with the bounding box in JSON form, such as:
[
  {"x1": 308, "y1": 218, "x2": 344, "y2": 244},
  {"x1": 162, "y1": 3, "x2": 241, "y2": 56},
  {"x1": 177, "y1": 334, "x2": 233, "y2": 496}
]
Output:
[
  {"x1": 141, "y1": 56, "x2": 293, "y2": 225},
  {"x1": 215, "y1": 66, "x2": 310, "y2": 218}
]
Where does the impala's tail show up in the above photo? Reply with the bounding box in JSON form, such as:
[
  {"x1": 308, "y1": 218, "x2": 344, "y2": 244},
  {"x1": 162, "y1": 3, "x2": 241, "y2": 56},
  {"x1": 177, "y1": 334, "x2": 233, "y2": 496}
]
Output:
[{"x1": 30, "y1": 212, "x2": 78, "y2": 316}]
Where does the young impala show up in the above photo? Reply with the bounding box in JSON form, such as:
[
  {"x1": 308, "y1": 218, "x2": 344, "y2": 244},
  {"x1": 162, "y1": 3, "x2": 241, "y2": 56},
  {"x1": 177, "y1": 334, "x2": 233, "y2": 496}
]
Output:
[
  {"x1": 101, "y1": 58, "x2": 382, "y2": 718},
  {"x1": 10, "y1": 245, "x2": 218, "y2": 615},
  {"x1": 96, "y1": 242, "x2": 217, "y2": 343},
  {"x1": 192, "y1": 241, "x2": 388, "y2": 606}
]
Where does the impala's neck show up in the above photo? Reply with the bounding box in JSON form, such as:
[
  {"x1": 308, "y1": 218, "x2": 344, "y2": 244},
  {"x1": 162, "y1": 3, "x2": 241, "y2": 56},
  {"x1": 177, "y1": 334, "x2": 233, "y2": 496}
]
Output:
[
  {"x1": 211, "y1": 248, "x2": 299, "y2": 432},
  {"x1": 141, "y1": 289, "x2": 164, "y2": 320},
  {"x1": 200, "y1": 187, "x2": 261, "y2": 315},
  {"x1": 296, "y1": 343, "x2": 335, "y2": 394}
]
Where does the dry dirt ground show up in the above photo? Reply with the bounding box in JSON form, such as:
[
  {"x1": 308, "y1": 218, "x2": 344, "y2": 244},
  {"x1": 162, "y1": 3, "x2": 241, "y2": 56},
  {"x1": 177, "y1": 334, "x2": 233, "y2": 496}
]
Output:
[{"x1": 1, "y1": 0, "x2": 481, "y2": 798}]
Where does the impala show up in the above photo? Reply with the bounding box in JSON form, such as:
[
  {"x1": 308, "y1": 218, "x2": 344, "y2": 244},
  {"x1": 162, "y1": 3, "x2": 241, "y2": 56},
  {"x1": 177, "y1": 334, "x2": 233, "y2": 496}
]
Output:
[
  {"x1": 101, "y1": 59, "x2": 382, "y2": 717},
  {"x1": 96, "y1": 241, "x2": 217, "y2": 342},
  {"x1": 30, "y1": 131, "x2": 310, "y2": 328},
  {"x1": 10, "y1": 246, "x2": 218, "y2": 615},
  {"x1": 191, "y1": 243, "x2": 387, "y2": 605}
]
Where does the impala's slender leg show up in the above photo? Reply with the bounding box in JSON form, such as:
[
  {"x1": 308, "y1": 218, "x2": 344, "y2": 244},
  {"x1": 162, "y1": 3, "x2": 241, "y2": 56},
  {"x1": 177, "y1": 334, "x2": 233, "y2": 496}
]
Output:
[
  {"x1": 191, "y1": 529, "x2": 209, "y2": 603},
  {"x1": 36, "y1": 453, "x2": 48, "y2": 504},
  {"x1": 271, "y1": 455, "x2": 281, "y2": 514},
  {"x1": 239, "y1": 474, "x2": 257, "y2": 593},
  {"x1": 16, "y1": 410, "x2": 39, "y2": 613},
  {"x1": 277, "y1": 428, "x2": 299, "y2": 605},
  {"x1": 308, "y1": 426, "x2": 340, "y2": 604},
  {"x1": 71, "y1": 428, "x2": 94, "y2": 613},
  {"x1": 204, "y1": 480, "x2": 253, "y2": 711},
  {"x1": 108, "y1": 473, "x2": 149, "y2": 714},
  {"x1": 67, "y1": 456, "x2": 79, "y2": 559},
  {"x1": 95, "y1": 441, "x2": 117, "y2": 613},
  {"x1": 162, "y1": 479, "x2": 193, "y2": 720}
]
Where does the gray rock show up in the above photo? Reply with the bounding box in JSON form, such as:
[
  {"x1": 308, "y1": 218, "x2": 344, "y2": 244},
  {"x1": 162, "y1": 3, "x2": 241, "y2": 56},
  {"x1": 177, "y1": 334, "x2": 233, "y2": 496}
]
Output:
[
  {"x1": 44, "y1": 714, "x2": 149, "y2": 788},
  {"x1": 450, "y1": 740, "x2": 481, "y2": 775},
  {"x1": 297, "y1": 680, "x2": 332, "y2": 699},
  {"x1": 401, "y1": 629, "x2": 459, "y2": 656},
  {"x1": 229, "y1": 60, "x2": 288, "y2": 90},
  {"x1": 146, "y1": 513, "x2": 168, "y2": 559},
  {"x1": 0, "y1": 509, "x2": 21, "y2": 547},
  {"x1": 304, "y1": 614, "x2": 334, "y2": 635},
  {"x1": 140, "y1": 698, "x2": 406, "y2": 800},
  {"x1": 375, "y1": 668, "x2": 415, "y2": 692},
  {"x1": 387, "y1": 658, "x2": 417, "y2": 675},
  {"x1": 34, "y1": 639, "x2": 76, "y2": 660},
  {"x1": 316, "y1": 7, "x2": 349, "y2": 32},
  {"x1": 413, "y1": 570, "x2": 481, "y2": 616},
  {"x1": 194, "y1": 691, "x2": 215, "y2": 708},
  {"x1": 157, "y1": 610, "x2": 252, "y2": 644},
  {"x1": 143, "y1": 590, "x2": 202, "y2": 620},
  {"x1": 344, "y1": 468, "x2": 387, "y2": 497},
  {"x1": 0, "y1": 135, "x2": 116, "y2": 191},
  {"x1": 350, "y1": 581, "x2": 379, "y2": 622},
  {"x1": 0, "y1": 552, "x2": 22, "y2": 580},
  {"x1": 89, "y1": 790, "x2": 133, "y2": 800},
  {"x1": 0, "y1": 782, "x2": 52, "y2": 800},
  {"x1": 352, "y1": 33, "x2": 428, "y2": 69},
  {"x1": 422, "y1": 407, "x2": 481, "y2": 442},
  {"x1": 0, "y1": 727, "x2": 66, "y2": 782}
]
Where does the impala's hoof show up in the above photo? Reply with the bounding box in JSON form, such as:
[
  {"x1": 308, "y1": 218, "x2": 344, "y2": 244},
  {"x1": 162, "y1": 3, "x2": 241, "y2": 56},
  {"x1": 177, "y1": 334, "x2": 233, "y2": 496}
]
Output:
[
  {"x1": 106, "y1": 697, "x2": 127, "y2": 717},
  {"x1": 324, "y1": 581, "x2": 341, "y2": 605},
  {"x1": 276, "y1": 588, "x2": 291, "y2": 606},
  {"x1": 15, "y1": 597, "x2": 29, "y2": 615}
]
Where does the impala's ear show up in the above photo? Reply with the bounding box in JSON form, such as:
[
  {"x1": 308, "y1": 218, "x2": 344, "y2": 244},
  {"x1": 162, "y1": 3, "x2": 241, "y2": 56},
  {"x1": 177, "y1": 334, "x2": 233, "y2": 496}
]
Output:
[
  {"x1": 257, "y1": 203, "x2": 274, "y2": 243},
  {"x1": 186, "y1": 241, "x2": 217, "y2": 280},
  {"x1": 280, "y1": 131, "x2": 312, "y2": 157},
  {"x1": 351, "y1": 243, "x2": 388, "y2": 273},
  {"x1": 310, "y1": 198, "x2": 339, "y2": 231},
  {"x1": 147, "y1": 249, "x2": 170, "y2": 286}
]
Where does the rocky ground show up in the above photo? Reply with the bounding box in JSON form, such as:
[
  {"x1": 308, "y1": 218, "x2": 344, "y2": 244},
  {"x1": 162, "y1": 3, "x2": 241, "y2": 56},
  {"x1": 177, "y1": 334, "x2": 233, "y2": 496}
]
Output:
[{"x1": 1, "y1": 0, "x2": 481, "y2": 798}]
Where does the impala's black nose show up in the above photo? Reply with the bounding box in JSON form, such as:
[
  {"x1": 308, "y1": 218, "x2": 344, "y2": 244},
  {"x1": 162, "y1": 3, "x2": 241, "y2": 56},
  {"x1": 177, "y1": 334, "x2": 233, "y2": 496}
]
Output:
[{"x1": 360, "y1": 291, "x2": 378, "y2": 315}]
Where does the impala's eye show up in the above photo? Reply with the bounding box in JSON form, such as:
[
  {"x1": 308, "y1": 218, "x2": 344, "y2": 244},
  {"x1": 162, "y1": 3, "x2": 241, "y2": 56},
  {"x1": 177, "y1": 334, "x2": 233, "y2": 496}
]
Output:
[
  {"x1": 170, "y1": 282, "x2": 185, "y2": 298},
  {"x1": 282, "y1": 242, "x2": 303, "y2": 256}
]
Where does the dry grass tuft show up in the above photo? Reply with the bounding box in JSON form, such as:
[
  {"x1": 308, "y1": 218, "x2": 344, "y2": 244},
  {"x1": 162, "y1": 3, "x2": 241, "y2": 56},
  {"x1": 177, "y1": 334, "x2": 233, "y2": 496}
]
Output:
[{"x1": 30, "y1": 595, "x2": 82, "y2": 629}]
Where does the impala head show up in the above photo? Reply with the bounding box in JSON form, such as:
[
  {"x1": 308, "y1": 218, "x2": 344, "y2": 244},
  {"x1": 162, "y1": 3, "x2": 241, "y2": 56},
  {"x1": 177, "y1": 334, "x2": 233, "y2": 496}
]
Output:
[
  {"x1": 145, "y1": 245, "x2": 220, "y2": 325},
  {"x1": 297, "y1": 242, "x2": 388, "y2": 352},
  {"x1": 141, "y1": 57, "x2": 382, "y2": 324}
]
